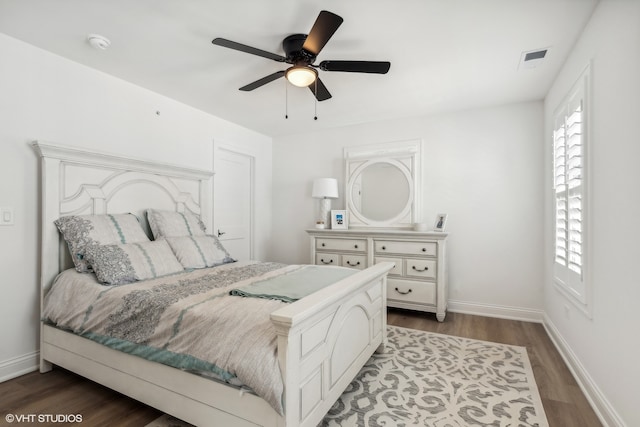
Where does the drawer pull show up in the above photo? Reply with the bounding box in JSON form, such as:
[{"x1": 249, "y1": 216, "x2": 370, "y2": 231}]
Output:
[
  {"x1": 319, "y1": 259, "x2": 333, "y2": 264},
  {"x1": 412, "y1": 265, "x2": 429, "y2": 272},
  {"x1": 394, "y1": 287, "x2": 412, "y2": 295},
  {"x1": 321, "y1": 243, "x2": 326, "y2": 247},
  {"x1": 346, "y1": 260, "x2": 361, "y2": 266},
  {"x1": 354, "y1": 244, "x2": 358, "y2": 249},
  {"x1": 381, "y1": 246, "x2": 386, "y2": 250},
  {"x1": 422, "y1": 248, "x2": 427, "y2": 252}
]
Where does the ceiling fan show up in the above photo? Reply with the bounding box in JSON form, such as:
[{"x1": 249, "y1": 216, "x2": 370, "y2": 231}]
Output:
[{"x1": 212, "y1": 10, "x2": 391, "y2": 101}]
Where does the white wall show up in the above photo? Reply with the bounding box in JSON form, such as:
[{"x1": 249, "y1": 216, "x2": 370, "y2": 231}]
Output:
[
  {"x1": 543, "y1": 1, "x2": 640, "y2": 426},
  {"x1": 0, "y1": 33, "x2": 272, "y2": 380},
  {"x1": 272, "y1": 101, "x2": 545, "y2": 320}
]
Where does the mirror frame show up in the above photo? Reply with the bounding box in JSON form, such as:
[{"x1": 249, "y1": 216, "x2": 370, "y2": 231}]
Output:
[{"x1": 344, "y1": 139, "x2": 422, "y2": 229}]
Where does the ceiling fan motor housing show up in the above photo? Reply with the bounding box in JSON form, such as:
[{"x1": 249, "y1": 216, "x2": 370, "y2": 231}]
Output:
[{"x1": 283, "y1": 34, "x2": 316, "y2": 65}]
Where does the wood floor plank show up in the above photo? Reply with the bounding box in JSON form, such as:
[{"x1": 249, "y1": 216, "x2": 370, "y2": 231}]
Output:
[
  {"x1": 0, "y1": 368, "x2": 162, "y2": 426},
  {"x1": 0, "y1": 310, "x2": 602, "y2": 426}
]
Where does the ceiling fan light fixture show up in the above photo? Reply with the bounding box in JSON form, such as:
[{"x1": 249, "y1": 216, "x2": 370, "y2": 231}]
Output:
[{"x1": 285, "y1": 65, "x2": 317, "y2": 87}]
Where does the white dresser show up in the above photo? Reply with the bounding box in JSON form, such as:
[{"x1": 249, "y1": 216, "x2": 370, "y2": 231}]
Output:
[{"x1": 307, "y1": 229, "x2": 448, "y2": 321}]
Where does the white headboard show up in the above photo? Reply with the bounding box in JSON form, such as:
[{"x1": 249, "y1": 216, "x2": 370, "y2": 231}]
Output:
[{"x1": 32, "y1": 141, "x2": 214, "y2": 293}]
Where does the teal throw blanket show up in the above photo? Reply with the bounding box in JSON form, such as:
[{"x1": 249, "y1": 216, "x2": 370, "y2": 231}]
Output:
[{"x1": 229, "y1": 265, "x2": 356, "y2": 302}]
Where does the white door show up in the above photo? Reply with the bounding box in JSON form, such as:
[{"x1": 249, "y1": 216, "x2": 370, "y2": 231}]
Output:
[{"x1": 213, "y1": 146, "x2": 253, "y2": 260}]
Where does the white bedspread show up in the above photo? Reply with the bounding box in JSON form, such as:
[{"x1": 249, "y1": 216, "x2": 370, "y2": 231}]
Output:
[{"x1": 43, "y1": 261, "x2": 319, "y2": 415}]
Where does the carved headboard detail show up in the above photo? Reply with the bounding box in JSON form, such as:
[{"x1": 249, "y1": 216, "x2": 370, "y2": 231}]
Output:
[{"x1": 32, "y1": 141, "x2": 214, "y2": 292}]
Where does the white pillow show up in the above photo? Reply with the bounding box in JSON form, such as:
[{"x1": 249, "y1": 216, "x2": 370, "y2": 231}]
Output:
[
  {"x1": 165, "y1": 235, "x2": 235, "y2": 269},
  {"x1": 84, "y1": 240, "x2": 184, "y2": 285},
  {"x1": 146, "y1": 209, "x2": 206, "y2": 239},
  {"x1": 55, "y1": 213, "x2": 150, "y2": 273}
]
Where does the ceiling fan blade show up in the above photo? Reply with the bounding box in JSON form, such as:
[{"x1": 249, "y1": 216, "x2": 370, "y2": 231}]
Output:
[
  {"x1": 319, "y1": 60, "x2": 391, "y2": 74},
  {"x1": 308, "y1": 78, "x2": 332, "y2": 101},
  {"x1": 239, "y1": 71, "x2": 285, "y2": 91},
  {"x1": 212, "y1": 38, "x2": 285, "y2": 62},
  {"x1": 302, "y1": 10, "x2": 344, "y2": 56}
]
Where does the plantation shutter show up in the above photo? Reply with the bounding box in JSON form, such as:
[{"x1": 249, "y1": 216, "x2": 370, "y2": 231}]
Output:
[
  {"x1": 553, "y1": 116, "x2": 568, "y2": 267},
  {"x1": 565, "y1": 97, "x2": 583, "y2": 276},
  {"x1": 552, "y1": 67, "x2": 588, "y2": 304}
]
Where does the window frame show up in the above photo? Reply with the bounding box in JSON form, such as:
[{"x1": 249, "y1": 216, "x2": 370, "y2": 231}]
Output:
[{"x1": 551, "y1": 64, "x2": 591, "y2": 316}]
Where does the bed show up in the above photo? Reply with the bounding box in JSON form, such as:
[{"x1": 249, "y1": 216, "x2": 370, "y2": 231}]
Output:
[{"x1": 33, "y1": 141, "x2": 393, "y2": 427}]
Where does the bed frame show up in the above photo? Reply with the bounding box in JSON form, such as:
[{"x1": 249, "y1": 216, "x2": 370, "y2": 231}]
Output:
[{"x1": 33, "y1": 141, "x2": 393, "y2": 427}]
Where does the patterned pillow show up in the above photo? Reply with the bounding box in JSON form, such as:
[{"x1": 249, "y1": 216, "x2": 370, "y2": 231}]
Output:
[
  {"x1": 165, "y1": 235, "x2": 235, "y2": 269},
  {"x1": 84, "y1": 240, "x2": 184, "y2": 285},
  {"x1": 146, "y1": 209, "x2": 206, "y2": 239},
  {"x1": 55, "y1": 214, "x2": 150, "y2": 273}
]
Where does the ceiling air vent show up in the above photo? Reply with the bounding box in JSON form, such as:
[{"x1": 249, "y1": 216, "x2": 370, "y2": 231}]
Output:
[{"x1": 518, "y1": 48, "x2": 549, "y2": 70}]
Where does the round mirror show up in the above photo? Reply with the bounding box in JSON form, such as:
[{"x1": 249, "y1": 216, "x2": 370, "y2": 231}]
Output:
[
  {"x1": 344, "y1": 140, "x2": 421, "y2": 228},
  {"x1": 351, "y1": 162, "x2": 411, "y2": 222}
]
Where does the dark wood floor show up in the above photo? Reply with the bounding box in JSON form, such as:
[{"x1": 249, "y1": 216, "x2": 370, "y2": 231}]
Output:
[{"x1": 1, "y1": 310, "x2": 601, "y2": 427}]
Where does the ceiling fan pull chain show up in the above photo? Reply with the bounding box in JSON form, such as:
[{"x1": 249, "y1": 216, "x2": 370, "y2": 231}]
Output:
[
  {"x1": 285, "y1": 79, "x2": 289, "y2": 119},
  {"x1": 314, "y1": 79, "x2": 318, "y2": 121}
]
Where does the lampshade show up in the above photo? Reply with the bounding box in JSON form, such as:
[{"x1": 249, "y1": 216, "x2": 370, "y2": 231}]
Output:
[
  {"x1": 285, "y1": 65, "x2": 318, "y2": 87},
  {"x1": 312, "y1": 178, "x2": 339, "y2": 199}
]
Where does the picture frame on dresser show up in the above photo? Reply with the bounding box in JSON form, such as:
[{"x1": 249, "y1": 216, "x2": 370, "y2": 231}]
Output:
[
  {"x1": 434, "y1": 213, "x2": 448, "y2": 232},
  {"x1": 331, "y1": 210, "x2": 348, "y2": 229}
]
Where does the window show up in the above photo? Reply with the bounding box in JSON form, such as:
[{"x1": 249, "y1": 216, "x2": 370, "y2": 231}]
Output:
[{"x1": 552, "y1": 65, "x2": 590, "y2": 309}]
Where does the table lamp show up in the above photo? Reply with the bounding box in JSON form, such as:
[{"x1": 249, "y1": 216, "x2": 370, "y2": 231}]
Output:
[{"x1": 312, "y1": 178, "x2": 339, "y2": 228}]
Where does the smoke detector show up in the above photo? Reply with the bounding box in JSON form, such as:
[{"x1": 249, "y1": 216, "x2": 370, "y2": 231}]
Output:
[
  {"x1": 518, "y1": 48, "x2": 549, "y2": 70},
  {"x1": 87, "y1": 34, "x2": 111, "y2": 50}
]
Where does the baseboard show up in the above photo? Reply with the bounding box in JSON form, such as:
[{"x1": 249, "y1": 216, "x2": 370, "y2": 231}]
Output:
[
  {"x1": 0, "y1": 351, "x2": 39, "y2": 383},
  {"x1": 543, "y1": 315, "x2": 626, "y2": 427},
  {"x1": 447, "y1": 299, "x2": 545, "y2": 323}
]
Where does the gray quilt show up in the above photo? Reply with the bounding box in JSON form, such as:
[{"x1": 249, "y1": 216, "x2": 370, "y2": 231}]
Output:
[{"x1": 42, "y1": 261, "x2": 339, "y2": 415}]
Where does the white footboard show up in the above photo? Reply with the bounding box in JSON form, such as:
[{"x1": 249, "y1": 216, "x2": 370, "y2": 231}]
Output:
[{"x1": 271, "y1": 262, "x2": 393, "y2": 427}]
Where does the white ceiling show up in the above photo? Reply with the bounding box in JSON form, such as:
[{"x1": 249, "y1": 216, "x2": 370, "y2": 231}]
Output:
[{"x1": 0, "y1": 0, "x2": 598, "y2": 137}]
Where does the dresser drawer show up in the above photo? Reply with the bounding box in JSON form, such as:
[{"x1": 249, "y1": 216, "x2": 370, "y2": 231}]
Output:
[
  {"x1": 405, "y1": 259, "x2": 437, "y2": 279},
  {"x1": 316, "y1": 253, "x2": 339, "y2": 266},
  {"x1": 342, "y1": 254, "x2": 367, "y2": 270},
  {"x1": 317, "y1": 238, "x2": 366, "y2": 252},
  {"x1": 387, "y1": 279, "x2": 436, "y2": 305},
  {"x1": 374, "y1": 257, "x2": 403, "y2": 276},
  {"x1": 375, "y1": 240, "x2": 437, "y2": 257}
]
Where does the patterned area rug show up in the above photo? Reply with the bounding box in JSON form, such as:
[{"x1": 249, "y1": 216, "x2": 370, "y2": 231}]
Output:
[{"x1": 147, "y1": 326, "x2": 548, "y2": 427}]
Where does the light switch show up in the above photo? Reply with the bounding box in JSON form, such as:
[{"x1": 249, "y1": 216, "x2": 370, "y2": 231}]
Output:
[{"x1": 0, "y1": 207, "x2": 14, "y2": 226}]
